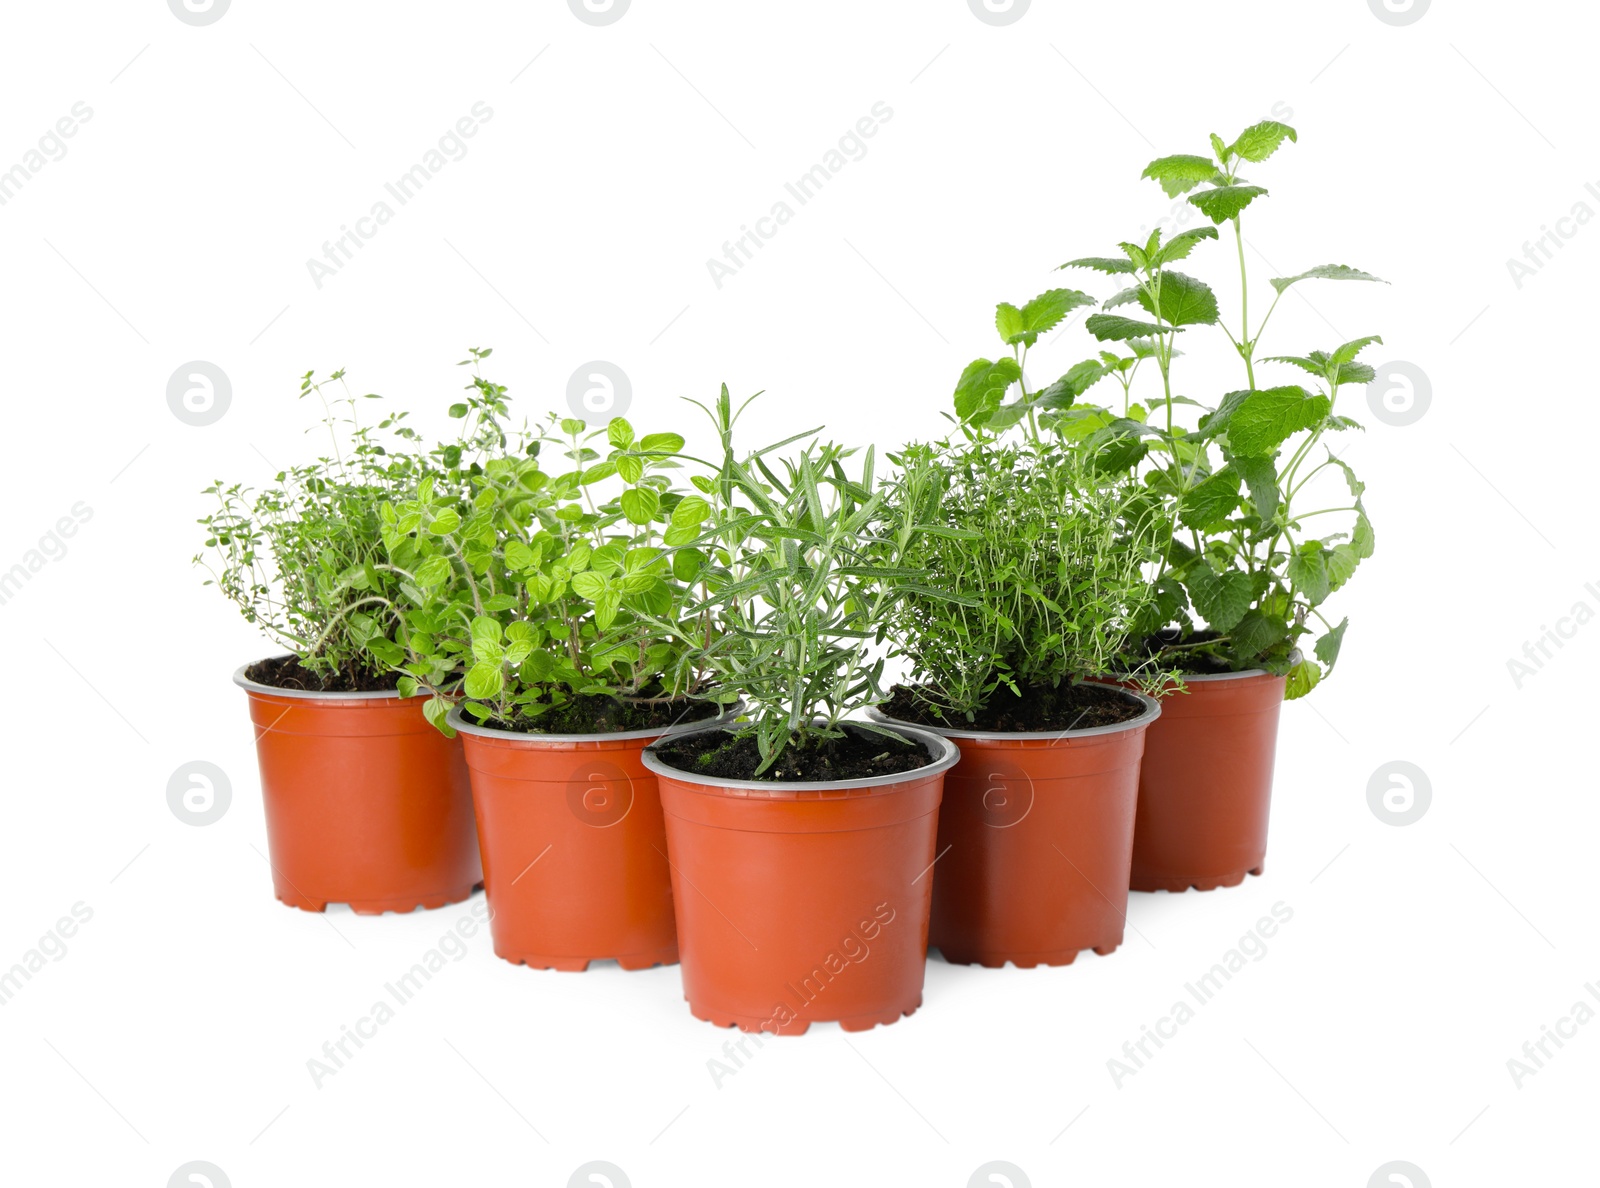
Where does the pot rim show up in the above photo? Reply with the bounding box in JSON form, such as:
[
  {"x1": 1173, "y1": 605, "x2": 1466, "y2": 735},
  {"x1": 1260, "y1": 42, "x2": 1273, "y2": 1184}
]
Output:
[
  {"x1": 1156, "y1": 667, "x2": 1272, "y2": 683},
  {"x1": 866, "y1": 686, "x2": 1160, "y2": 743},
  {"x1": 232, "y1": 662, "x2": 415, "y2": 702},
  {"x1": 1103, "y1": 666, "x2": 1272, "y2": 684},
  {"x1": 447, "y1": 700, "x2": 739, "y2": 745},
  {"x1": 640, "y1": 718, "x2": 960, "y2": 793}
]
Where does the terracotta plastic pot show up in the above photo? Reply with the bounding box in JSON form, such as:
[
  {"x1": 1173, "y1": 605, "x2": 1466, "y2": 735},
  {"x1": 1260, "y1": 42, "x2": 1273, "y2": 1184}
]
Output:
[
  {"x1": 642, "y1": 721, "x2": 959, "y2": 1034},
  {"x1": 450, "y1": 707, "x2": 724, "y2": 971},
  {"x1": 234, "y1": 664, "x2": 482, "y2": 914},
  {"x1": 1128, "y1": 670, "x2": 1286, "y2": 893},
  {"x1": 870, "y1": 689, "x2": 1159, "y2": 969}
]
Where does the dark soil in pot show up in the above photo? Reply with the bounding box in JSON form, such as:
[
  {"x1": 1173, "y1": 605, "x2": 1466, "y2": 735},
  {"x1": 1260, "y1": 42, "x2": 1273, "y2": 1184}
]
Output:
[
  {"x1": 246, "y1": 653, "x2": 397, "y2": 693},
  {"x1": 652, "y1": 722, "x2": 930, "y2": 782},
  {"x1": 482, "y1": 692, "x2": 721, "y2": 736},
  {"x1": 1134, "y1": 629, "x2": 1245, "y2": 676},
  {"x1": 882, "y1": 681, "x2": 1141, "y2": 733}
]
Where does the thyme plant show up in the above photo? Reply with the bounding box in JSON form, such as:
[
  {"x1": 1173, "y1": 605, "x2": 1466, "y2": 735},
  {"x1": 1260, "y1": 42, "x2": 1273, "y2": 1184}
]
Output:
[
  {"x1": 197, "y1": 366, "x2": 498, "y2": 688},
  {"x1": 883, "y1": 296, "x2": 1165, "y2": 725}
]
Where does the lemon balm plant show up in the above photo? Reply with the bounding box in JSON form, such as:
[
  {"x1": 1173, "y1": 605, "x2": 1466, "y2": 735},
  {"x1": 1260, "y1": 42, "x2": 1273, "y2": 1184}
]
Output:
[
  {"x1": 1052, "y1": 120, "x2": 1387, "y2": 893},
  {"x1": 1060, "y1": 120, "x2": 1382, "y2": 696}
]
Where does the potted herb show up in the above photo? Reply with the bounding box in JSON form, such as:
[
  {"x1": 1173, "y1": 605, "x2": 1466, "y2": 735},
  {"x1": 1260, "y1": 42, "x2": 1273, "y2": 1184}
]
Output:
[
  {"x1": 197, "y1": 367, "x2": 486, "y2": 914},
  {"x1": 868, "y1": 305, "x2": 1166, "y2": 967},
  {"x1": 640, "y1": 387, "x2": 960, "y2": 1034},
  {"x1": 1061, "y1": 121, "x2": 1382, "y2": 891},
  {"x1": 392, "y1": 375, "x2": 723, "y2": 971}
]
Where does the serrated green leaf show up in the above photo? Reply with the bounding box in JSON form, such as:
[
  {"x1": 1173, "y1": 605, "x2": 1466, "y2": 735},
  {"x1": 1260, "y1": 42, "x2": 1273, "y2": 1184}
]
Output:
[
  {"x1": 1008, "y1": 289, "x2": 1094, "y2": 347},
  {"x1": 953, "y1": 356, "x2": 1022, "y2": 423},
  {"x1": 581, "y1": 461, "x2": 617, "y2": 485},
  {"x1": 1141, "y1": 153, "x2": 1220, "y2": 196},
  {"x1": 1326, "y1": 543, "x2": 1360, "y2": 590},
  {"x1": 1231, "y1": 454, "x2": 1280, "y2": 523},
  {"x1": 1229, "y1": 120, "x2": 1297, "y2": 163},
  {"x1": 1285, "y1": 658, "x2": 1321, "y2": 699},
  {"x1": 1152, "y1": 225, "x2": 1220, "y2": 266},
  {"x1": 1138, "y1": 271, "x2": 1218, "y2": 327},
  {"x1": 1226, "y1": 387, "x2": 1330, "y2": 456},
  {"x1": 1179, "y1": 467, "x2": 1242, "y2": 529},
  {"x1": 1186, "y1": 563, "x2": 1255, "y2": 632},
  {"x1": 1330, "y1": 334, "x2": 1383, "y2": 366},
  {"x1": 607, "y1": 417, "x2": 635, "y2": 449},
  {"x1": 1315, "y1": 618, "x2": 1348, "y2": 668},
  {"x1": 427, "y1": 509, "x2": 460, "y2": 535},
  {"x1": 1261, "y1": 354, "x2": 1326, "y2": 377},
  {"x1": 1086, "y1": 314, "x2": 1179, "y2": 342},
  {"x1": 1189, "y1": 185, "x2": 1268, "y2": 223},
  {"x1": 997, "y1": 290, "x2": 1095, "y2": 347},
  {"x1": 1269, "y1": 264, "x2": 1385, "y2": 295},
  {"x1": 1351, "y1": 510, "x2": 1375, "y2": 558},
  {"x1": 1231, "y1": 610, "x2": 1289, "y2": 658},
  {"x1": 1287, "y1": 543, "x2": 1332, "y2": 605},
  {"x1": 995, "y1": 303, "x2": 1025, "y2": 343},
  {"x1": 1060, "y1": 257, "x2": 1135, "y2": 275},
  {"x1": 570, "y1": 570, "x2": 608, "y2": 600}
]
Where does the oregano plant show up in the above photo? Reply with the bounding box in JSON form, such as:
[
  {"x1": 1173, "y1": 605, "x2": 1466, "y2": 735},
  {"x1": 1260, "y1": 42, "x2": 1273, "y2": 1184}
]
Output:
[{"x1": 382, "y1": 354, "x2": 716, "y2": 734}]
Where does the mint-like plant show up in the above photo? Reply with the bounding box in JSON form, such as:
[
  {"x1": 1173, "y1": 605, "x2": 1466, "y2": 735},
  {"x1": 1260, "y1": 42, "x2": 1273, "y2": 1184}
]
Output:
[
  {"x1": 384, "y1": 354, "x2": 713, "y2": 734},
  {"x1": 1056, "y1": 121, "x2": 1381, "y2": 696}
]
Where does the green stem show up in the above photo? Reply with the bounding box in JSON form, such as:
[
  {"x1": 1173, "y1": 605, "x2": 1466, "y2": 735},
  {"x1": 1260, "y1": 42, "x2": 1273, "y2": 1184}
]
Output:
[{"x1": 1233, "y1": 217, "x2": 1256, "y2": 389}]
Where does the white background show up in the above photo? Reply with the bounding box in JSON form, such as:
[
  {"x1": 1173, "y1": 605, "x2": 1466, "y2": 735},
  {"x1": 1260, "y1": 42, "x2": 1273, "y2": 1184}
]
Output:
[{"x1": 0, "y1": 1, "x2": 1592, "y2": 1185}]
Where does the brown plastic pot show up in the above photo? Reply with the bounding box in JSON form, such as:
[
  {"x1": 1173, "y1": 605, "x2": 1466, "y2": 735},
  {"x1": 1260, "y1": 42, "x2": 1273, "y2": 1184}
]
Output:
[
  {"x1": 450, "y1": 706, "x2": 726, "y2": 971},
  {"x1": 870, "y1": 688, "x2": 1159, "y2": 969},
  {"x1": 642, "y1": 721, "x2": 959, "y2": 1035},
  {"x1": 1128, "y1": 670, "x2": 1286, "y2": 893},
  {"x1": 234, "y1": 664, "x2": 483, "y2": 914}
]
